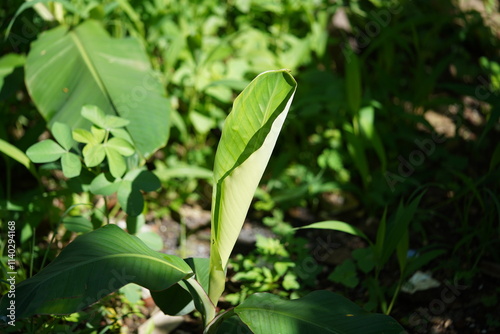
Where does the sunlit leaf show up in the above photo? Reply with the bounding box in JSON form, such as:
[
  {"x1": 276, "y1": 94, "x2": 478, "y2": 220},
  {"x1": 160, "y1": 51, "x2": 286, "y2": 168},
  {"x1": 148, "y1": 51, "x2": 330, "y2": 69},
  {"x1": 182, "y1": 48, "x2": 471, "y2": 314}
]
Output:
[
  {"x1": 61, "y1": 152, "x2": 82, "y2": 178},
  {"x1": 25, "y1": 20, "x2": 169, "y2": 158},
  {"x1": 0, "y1": 225, "x2": 192, "y2": 319},
  {"x1": 26, "y1": 139, "x2": 65, "y2": 163},
  {"x1": 83, "y1": 143, "x2": 105, "y2": 167},
  {"x1": 208, "y1": 70, "x2": 297, "y2": 304}
]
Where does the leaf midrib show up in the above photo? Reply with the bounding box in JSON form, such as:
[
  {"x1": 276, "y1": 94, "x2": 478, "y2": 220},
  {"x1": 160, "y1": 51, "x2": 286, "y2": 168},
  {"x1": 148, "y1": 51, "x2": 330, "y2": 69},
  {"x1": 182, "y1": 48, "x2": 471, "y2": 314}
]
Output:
[
  {"x1": 70, "y1": 28, "x2": 110, "y2": 106},
  {"x1": 27, "y1": 252, "x2": 192, "y2": 286}
]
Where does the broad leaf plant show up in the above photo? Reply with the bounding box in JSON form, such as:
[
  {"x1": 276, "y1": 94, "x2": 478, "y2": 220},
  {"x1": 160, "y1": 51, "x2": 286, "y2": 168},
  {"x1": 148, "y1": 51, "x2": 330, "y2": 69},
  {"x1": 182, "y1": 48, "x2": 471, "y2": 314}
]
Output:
[{"x1": 0, "y1": 70, "x2": 404, "y2": 333}]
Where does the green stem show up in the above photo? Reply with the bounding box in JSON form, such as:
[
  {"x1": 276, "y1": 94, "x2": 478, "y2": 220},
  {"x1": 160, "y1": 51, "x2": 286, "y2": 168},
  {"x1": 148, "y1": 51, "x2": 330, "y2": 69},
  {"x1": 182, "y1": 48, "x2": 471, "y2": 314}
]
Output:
[
  {"x1": 204, "y1": 308, "x2": 236, "y2": 334},
  {"x1": 184, "y1": 276, "x2": 216, "y2": 328},
  {"x1": 180, "y1": 216, "x2": 187, "y2": 258},
  {"x1": 386, "y1": 277, "x2": 403, "y2": 315}
]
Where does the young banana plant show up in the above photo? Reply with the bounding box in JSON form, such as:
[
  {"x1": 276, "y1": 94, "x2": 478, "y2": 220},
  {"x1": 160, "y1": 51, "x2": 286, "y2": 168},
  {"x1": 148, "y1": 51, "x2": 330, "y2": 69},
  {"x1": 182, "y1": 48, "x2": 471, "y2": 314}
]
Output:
[
  {"x1": 208, "y1": 69, "x2": 297, "y2": 307},
  {"x1": 0, "y1": 70, "x2": 405, "y2": 334}
]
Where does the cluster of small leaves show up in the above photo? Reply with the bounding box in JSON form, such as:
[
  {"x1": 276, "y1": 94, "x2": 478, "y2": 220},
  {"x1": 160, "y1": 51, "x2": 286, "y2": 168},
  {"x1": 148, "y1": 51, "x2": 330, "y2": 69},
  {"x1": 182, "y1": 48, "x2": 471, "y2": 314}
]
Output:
[
  {"x1": 26, "y1": 105, "x2": 160, "y2": 218},
  {"x1": 226, "y1": 235, "x2": 300, "y2": 305},
  {"x1": 26, "y1": 105, "x2": 134, "y2": 179},
  {"x1": 73, "y1": 105, "x2": 135, "y2": 178},
  {"x1": 26, "y1": 121, "x2": 82, "y2": 178}
]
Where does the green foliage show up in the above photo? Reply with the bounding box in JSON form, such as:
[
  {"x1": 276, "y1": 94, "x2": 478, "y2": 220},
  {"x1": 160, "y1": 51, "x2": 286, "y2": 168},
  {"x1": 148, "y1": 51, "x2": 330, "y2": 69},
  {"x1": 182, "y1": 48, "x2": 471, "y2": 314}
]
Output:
[
  {"x1": 0, "y1": 70, "x2": 402, "y2": 333},
  {"x1": 211, "y1": 291, "x2": 403, "y2": 334},
  {"x1": 1, "y1": 0, "x2": 499, "y2": 332},
  {"x1": 302, "y1": 192, "x2": 447, "y2": 314},
  {"x1": 226, "y1": 235, "x2": 301, "y2": 305},
  {"x1": 0, "y1": 224, "x2": 192, "y2": 319},
  {"x1": 24, "y1": 19, "x2": 170, "y2": 159},
  {"x1": 208, "y1": 69, "x2": 297, "y2": 305}
]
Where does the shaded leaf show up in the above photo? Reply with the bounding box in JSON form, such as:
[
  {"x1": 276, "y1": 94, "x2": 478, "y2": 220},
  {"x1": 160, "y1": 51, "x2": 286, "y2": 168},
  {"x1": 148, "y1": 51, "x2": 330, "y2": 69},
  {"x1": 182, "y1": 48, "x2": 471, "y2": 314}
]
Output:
[
  {"x1": 234, "y1": 291, "x2": 404, "y2": 334},
  {"x1": 152, "y1": 258, "x2": 210, "y2": 317},
  {"x1": 118, "y1": 180, "x2": 143, "y2": 216},
  {"x1": 89, "y1": 173, "x2": 120, "y2": 196}
]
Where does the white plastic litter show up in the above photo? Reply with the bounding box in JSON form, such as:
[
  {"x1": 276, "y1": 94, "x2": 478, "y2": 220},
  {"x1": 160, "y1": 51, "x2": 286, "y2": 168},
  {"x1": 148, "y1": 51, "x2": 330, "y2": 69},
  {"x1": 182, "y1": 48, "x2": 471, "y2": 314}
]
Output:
[{"x1": 401, "y1": 270, "x2": 441, "y2": 294}]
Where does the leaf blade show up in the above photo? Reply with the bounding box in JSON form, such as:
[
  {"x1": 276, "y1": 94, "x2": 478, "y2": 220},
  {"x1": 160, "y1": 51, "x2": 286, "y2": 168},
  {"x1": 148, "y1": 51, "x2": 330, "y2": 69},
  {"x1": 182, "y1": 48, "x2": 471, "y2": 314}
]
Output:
[
  {"x1": 25, "y1": 20, "x2": 169, "y2": 159},
  {"x1": 234, "y1": 291, "x2": 404, "y2": 334},
  {"x1": 208, "y1": 70, "x2": 297, "y2": 304},
  {"x1": 26, "y1": 139, "x2": 66, "y2": 163},
  {"x1": 0, "y1": 225, "x2": 192, "y2": 319}
]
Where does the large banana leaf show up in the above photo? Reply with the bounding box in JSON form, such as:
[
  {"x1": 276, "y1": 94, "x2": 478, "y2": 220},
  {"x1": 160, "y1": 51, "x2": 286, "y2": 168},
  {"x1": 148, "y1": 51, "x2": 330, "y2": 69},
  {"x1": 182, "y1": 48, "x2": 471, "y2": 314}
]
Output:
[
  {"x1": 25, "y1": 20, "x2": 169, "y2": 158},
  {"x1": 0, "y1": 224, "x2": 192, "y2": 319},
  {"x1": 208, "y1": 70, "x2": 297, "y2": 304},
  {"x1": 231, "y1": 291, "x2": 404, "y2": 334}
]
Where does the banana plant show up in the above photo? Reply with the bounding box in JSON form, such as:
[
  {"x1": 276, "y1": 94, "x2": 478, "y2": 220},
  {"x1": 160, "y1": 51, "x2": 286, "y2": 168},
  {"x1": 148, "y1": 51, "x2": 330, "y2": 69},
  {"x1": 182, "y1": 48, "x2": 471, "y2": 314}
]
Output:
[{"x1": 0, "y1": 70, "x2": 404, "y2": 333}]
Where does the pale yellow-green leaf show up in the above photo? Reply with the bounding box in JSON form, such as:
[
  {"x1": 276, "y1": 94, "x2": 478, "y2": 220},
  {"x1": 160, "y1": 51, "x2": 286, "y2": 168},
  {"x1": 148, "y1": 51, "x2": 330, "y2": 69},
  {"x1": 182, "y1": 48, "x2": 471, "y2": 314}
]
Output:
[{"x1": 208, "y1": 70, "x2": 297, "y2": 305}]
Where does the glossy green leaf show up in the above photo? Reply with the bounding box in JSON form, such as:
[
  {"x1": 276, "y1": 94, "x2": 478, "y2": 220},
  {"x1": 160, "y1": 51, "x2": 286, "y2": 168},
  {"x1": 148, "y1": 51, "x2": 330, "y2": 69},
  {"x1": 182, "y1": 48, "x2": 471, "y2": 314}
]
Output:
[
  {"x1": 61, "y1": 152, "x2": 82, "y2": 178},
  {"x1": 0, "y1": 224, "x2": 192, "y2": 319},
  {"x1": 233, "y1": 291, "x2": 404, "y2": 334},
  {"x1": 405, "y1": 249, "x2": 446, "y2": 276},
  {"x1": 208, "y1": 70, "x2": 297, "y2": 305},
  {"x1": 26, "y1": 139, "x2": 66, "y2": 163},
  {"x1": 52, "y1": 122, "x2": 74, "y2": 151},
  {"x1": 396, "y1": 229, "x2": 410, "y2": 274},
  {"x1": 296, "y1": 220, "x2": 370, "y2": 242},
  {"x1": 25, "y1": 20, "x2": 170, "y2": 159}
]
